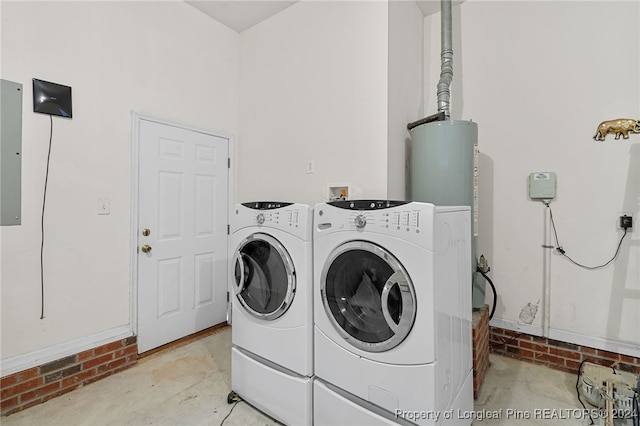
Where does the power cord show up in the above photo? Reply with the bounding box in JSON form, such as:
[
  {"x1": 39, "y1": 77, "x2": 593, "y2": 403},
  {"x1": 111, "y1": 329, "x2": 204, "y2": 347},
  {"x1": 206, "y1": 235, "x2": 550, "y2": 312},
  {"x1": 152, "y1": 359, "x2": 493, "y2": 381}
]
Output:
[
  {"x1": 220, "y1": 391, "x2": 244, "y2": 426},
  {"x1": 545, "y1": 202, "x2": 628, "y2": 270},
  {"x1": 219, "y1": 400, "x2": 242, "y2": 426},
  {"x1": 476, "y1": 255, "x2": 497, "y2": 320},
  {"x1": 40, "y1": 114, "x2": 54, "y2": 319},
  {"x1": 481, "y1": 271, "x2": 497, "y2": 320},
  {"x1": 490, "y1": 332, "x2": 525, "y2": 348},
  {"x1": 477, "y1": 271, "x2": 497, "y2": 320}
]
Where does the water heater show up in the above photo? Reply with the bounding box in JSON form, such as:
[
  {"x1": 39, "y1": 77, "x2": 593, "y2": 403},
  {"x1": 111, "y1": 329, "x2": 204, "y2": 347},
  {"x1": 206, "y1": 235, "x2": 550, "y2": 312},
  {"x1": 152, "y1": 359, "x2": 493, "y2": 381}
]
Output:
[{"x1": 410, "y1": 120, "x2": 485, "y2": 309}]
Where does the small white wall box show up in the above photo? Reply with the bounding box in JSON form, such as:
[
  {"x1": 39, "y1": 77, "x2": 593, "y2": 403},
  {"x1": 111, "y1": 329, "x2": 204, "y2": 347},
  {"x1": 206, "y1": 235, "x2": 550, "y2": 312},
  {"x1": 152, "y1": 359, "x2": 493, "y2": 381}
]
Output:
[{"x1": 529, "y1": 172, "x2": 557, "y2": 199}]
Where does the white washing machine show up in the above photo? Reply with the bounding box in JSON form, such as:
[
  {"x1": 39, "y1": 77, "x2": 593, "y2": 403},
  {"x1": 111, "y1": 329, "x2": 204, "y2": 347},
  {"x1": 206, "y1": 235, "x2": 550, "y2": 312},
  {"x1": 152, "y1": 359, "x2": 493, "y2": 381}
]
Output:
[
  {"x1": 313, "y1": 200, "x2": 473, "y2": 426},
  {"x1": 229, "y1": 202, "x2": 313, "y2": 425}
]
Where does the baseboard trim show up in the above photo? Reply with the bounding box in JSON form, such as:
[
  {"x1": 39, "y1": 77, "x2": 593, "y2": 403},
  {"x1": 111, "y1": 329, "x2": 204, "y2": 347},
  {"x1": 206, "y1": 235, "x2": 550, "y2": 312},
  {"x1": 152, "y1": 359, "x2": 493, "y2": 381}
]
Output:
[
  {"x1": 489, "y1": 318, "x2": 543, "y2": 337},
  {"x1": 489, "y1": 318, "x2": 639, "y2": 358},
  {"x1": 548, "y1": 328, "x2": 640, "y2": 358},
  {"x1": 1, "y1": 325, "x2": 133, "y2": 377}
]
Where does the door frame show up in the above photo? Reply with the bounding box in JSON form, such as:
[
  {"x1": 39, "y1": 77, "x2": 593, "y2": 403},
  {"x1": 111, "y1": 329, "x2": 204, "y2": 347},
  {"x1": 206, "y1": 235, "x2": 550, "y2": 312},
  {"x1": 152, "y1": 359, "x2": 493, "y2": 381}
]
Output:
[{"x1": 129, "y1": 111, "x2": 235, "y2": 343}]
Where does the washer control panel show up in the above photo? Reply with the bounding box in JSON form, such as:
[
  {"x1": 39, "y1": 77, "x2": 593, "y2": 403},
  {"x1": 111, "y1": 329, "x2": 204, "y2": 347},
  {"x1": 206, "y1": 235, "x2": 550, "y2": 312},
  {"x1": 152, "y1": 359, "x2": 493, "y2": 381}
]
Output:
[
  {"x1": 316, "y1": 201, "x2": 469, "y2": 251},
  {"x1": 240, "y1": 201, "x2": 301, "y2": 227},
  {"x1": 241, "y1": 201, "x2": 293, "y2": 210},
  {"x1": 343, "y1": 209, "x2": 422, "y2": 233},
  {"x1": 233, "y1": 202, "x2": 312, "y2": 241},
  {"x1": 325, "y1": 200, "x2": 423, "y2": 232},
  {"x1": 249, "y1": 208, "x2": 301, "y2": 227},
  {"x1": 354, "y1": 214, "x2": 367, "y2": 229},
  {"x1": 328, "y1": 200, "x2": 408, "y2": 210}
]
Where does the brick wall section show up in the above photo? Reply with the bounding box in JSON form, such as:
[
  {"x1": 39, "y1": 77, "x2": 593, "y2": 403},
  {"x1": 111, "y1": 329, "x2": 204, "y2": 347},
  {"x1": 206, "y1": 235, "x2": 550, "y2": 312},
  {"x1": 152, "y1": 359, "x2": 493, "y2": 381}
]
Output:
[
  {"x1": 1, "y1": 336, "x2": 138, "y2": 416},
  {"x1": 490, "y1": 327, "x2": 640, "y2": 376},
  {"x1": 472, "y1": 305, "x2": 490, "y2": 400}
]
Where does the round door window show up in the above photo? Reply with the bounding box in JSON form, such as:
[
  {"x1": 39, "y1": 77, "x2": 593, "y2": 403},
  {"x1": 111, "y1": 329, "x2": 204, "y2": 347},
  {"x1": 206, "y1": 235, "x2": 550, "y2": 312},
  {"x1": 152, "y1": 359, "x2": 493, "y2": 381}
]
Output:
[
  {"x1": 233, "y1": 233, "x2": 295, "y2": 320},
  {"x1": 321, "y1": 240, "x2": 416, "y2": 352}
]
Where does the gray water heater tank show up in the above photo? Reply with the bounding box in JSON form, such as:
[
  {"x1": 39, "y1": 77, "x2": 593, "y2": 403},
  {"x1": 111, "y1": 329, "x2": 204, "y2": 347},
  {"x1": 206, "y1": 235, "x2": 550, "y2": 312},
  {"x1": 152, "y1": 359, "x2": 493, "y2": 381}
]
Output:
[{"x1": 410, "y1": 120, "x2": 485, "y2": 309}]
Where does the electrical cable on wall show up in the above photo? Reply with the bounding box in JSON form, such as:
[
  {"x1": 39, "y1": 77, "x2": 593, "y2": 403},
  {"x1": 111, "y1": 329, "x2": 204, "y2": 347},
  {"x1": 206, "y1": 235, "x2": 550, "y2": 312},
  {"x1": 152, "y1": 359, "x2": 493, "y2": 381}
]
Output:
[
  {"x1": 40, "y1": 114, "x2": 53, "y2": 319},
  {"x1": 32, "y1": 78, "x2": 72, "y2": 320},
  {"x1": 477, "y1": 269, "x2": 497, "y2": 320},
  {"x1": 490, "y1": 332, "x2": 525, "y2": 348},
  {"x1": 476, "y1": 255, "x2": 497, "y2": 320},
  {"x1": 544, "y1": 202, "x2": 629, "y2": 270}
]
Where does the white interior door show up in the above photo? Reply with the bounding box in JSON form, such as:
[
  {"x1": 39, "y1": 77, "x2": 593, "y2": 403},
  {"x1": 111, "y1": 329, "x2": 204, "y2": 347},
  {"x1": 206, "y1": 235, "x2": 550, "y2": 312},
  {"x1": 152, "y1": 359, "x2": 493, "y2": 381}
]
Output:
[{"x1": 137, "y1": 119, "x2": 229, "y2": 353}]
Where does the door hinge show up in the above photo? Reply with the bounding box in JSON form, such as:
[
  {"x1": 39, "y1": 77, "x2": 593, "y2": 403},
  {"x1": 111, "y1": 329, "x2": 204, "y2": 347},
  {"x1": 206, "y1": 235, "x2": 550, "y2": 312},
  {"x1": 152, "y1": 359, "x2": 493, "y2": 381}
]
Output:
[
  {"x1": 227, "y1": 224, "x2": 230, "y2": 235},
  {"x1": 228, "y1": 158, "x2": 231, "y2": 169},
  {"x1": 227, "y1": 291, "x2": 229, "y2": 302}
]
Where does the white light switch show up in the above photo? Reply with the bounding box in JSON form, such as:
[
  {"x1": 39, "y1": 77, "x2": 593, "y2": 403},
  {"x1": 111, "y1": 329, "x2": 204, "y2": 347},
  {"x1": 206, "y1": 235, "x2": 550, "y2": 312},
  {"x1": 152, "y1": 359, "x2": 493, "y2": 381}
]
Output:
[{"x1": 98, "y1": 198, "x2": 110, "y2": 215}]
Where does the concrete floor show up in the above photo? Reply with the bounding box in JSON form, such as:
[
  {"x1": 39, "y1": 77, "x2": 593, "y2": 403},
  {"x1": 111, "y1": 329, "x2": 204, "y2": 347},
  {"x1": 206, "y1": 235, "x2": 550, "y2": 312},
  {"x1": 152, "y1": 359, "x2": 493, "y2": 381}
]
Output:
[{"x1": 2, "y1": 326, "x2": 605, "y2": 426}]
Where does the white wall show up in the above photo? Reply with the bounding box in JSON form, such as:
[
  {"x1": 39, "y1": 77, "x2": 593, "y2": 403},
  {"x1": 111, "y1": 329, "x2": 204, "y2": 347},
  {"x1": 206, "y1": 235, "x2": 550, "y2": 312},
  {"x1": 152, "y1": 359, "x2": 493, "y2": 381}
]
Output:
[
  {"x1": 239, "y1": 0, "x2": 389, "y2": 205},
  {"x1": 387, "y1": 0, "x2": 424, "y2": 200},
  {"x1": 3, "y1": 0, "x2": 636, "y2": 371},
  {"x1": 425, "y1": 1, "x2": 639, "y2": 353},
  {"x1": 0, "y1": 1, "x2": 239, "y2": 362}
]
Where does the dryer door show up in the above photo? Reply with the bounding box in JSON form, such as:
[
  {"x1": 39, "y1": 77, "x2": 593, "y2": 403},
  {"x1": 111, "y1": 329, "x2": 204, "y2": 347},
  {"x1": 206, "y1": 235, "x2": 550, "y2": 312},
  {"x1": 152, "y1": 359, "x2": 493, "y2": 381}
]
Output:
[
  {"x1": 321, "y1": 241, "x2": 416, "y2": 352},
  {"x1": 233, "y1": 233, "x2": 296, "y2": 320}
]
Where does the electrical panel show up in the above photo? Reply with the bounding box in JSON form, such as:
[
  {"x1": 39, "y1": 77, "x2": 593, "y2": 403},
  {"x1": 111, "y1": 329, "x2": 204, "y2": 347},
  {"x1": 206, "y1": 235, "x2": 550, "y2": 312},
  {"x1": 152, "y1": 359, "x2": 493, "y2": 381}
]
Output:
[
  {"x1": 528, "y1": 172, "x2": 557, "y2": 200},
  {"x1": 1, "y1": 79, "x2": 23, "y2": 226}
]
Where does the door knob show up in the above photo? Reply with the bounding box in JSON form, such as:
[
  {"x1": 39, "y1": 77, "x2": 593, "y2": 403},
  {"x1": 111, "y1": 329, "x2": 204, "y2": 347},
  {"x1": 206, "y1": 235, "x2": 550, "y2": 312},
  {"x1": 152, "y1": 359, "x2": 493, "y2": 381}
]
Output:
[
  {"x1": 141, "y1": 244, "x2": 152, "y2": 253},
  {"x1": 142, "y1": 228, "x2": 151, "y2": 236}
]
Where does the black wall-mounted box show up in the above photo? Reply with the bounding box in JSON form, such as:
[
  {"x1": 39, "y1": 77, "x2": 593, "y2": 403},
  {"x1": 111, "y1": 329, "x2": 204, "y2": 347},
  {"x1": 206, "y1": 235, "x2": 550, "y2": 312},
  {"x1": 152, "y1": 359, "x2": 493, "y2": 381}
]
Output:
[{"x1": 32, "y1": 78, "x2": 72, "y2": 118}]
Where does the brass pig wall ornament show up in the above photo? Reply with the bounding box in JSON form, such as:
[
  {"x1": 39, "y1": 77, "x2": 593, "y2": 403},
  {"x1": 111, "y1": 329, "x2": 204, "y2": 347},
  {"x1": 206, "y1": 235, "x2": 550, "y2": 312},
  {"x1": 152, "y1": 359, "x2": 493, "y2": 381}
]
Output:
[{"x1": 593, "y1": 118, "x2": 640, "y2": 141}]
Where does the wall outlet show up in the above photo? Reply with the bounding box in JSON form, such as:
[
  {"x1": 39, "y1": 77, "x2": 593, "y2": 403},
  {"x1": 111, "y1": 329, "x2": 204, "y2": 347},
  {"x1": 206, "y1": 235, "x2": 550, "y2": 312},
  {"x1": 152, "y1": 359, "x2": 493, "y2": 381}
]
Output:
[
  {"x1": 620, "y1": 214, "x2": 633, "y2": 229},
  {"x1": 305, "y1": 160, "x2": 314, "y2": 174},
  {"x1": 618, "y1": 211, "x2": 633, "y2": 229}
]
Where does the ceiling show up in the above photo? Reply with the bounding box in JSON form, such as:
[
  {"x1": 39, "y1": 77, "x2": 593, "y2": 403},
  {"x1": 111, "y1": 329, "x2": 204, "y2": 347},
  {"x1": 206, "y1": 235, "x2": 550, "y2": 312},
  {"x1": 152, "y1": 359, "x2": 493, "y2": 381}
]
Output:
[
  {"x1": 185, "y1": 1, "x2": 299, "y2": 33},
  {"x1": 185, "y1": 1, "x2": 458, "y2": 33}
]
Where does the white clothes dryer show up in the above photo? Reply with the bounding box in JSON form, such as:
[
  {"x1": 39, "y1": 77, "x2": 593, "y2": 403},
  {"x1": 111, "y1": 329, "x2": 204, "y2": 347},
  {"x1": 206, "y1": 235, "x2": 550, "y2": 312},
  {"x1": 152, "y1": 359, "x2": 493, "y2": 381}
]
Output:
[
  {"x1": 313, "y1": 200, "x2": 473, "y2": 426},
  {"x1": 229, "y1": 201, "x2": 313, "y2": 426}
]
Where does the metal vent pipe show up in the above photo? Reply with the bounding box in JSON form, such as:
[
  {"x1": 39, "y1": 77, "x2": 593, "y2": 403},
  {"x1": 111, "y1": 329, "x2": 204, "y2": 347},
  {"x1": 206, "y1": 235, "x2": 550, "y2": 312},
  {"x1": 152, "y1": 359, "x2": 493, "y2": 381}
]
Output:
[
  {"x1": 410, "y1": 0, "x2": 487, "y2": 310},
  {"x1": 437, "y1": 0, "x2": 453, "y2": 118}
]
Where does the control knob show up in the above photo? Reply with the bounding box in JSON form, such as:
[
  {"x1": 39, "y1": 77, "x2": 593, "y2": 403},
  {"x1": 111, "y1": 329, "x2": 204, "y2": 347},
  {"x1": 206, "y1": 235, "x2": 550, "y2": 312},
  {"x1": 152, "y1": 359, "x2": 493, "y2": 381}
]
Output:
[
  {"x1": 354, "y1": 214, "x2": 367, "y2": 229},
  {"x1": 256, "y1": 213, "x2": 265, "y2": 225}
]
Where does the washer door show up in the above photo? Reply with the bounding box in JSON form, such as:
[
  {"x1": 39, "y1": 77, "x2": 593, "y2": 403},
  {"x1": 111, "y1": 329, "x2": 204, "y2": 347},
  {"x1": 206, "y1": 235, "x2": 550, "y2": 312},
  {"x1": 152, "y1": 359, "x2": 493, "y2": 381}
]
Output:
[
  {"x1": 321, "y1": 241, "x2": 416, "y2": 352},
  {"x1": 233, "y1": 233, "x2": 296, "y2": 320}
]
